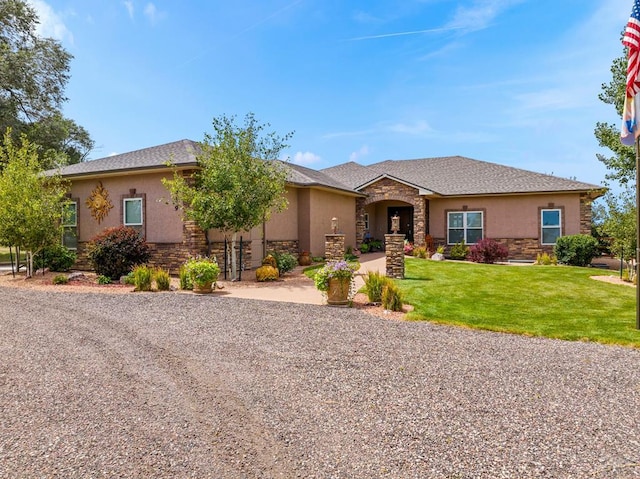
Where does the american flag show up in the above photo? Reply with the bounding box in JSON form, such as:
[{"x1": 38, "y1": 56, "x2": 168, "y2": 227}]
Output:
[
  {"x1": 621, "y1": 1, "x2": 640, "y2": 145},
  {"x1": 623, "y1": 0, "x2": 640, "y2": 98}
]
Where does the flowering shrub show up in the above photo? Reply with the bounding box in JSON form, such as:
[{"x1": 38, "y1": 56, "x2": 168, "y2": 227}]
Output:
[
  {"x1": 313, "y1": 260, "x2": 360, "y2": 292},
  {"x1": 468, "y1": 238, "x2": 508, "y2": 264},
  {"x1": 404, "y1": 241, "x2": 414, "y2": 256}
]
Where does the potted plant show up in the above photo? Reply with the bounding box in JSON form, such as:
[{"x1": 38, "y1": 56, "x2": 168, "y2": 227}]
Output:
[
  {"x1": 185, "y1": 257, "x2": 220, "y2": 293},
  {"x1": 314, "y1": 259, "x2": 360, "y2": 306}
]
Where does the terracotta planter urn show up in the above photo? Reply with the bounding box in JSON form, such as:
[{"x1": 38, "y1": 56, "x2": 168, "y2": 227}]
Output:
[
  {"x1": 327, "y1": 277, "x2": 350, "y2": 306},
  {"x1": 193, "y1": 282, "x2": 213, "y2": 294},
  {"x1": 298, "y1": 252, "x2": 312, "y2": 266}
]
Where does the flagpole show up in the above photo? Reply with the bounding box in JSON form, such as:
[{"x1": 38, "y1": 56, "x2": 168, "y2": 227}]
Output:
[{"x1": 636, "y1": 135, "x2": 640, "y2": 329}]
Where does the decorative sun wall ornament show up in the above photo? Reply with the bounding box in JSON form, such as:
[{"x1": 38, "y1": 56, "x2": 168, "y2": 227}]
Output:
[{"x1": 85, "y1": 181, "x2": 113, "y2": 224}]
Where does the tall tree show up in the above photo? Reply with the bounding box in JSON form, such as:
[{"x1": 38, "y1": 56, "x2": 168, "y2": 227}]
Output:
[
  {"x1": 594, "y1": 54, "x2": 636, "y2": 186},
  {"x1": 163, "y1": 113, "x2": 292, "y2": 279},
  {"x1": 0, "y1": 0, "x2": 93, "y2": 168},
  {"x1": 0, "y1": 130, "x2": 69, "y2": 276}
]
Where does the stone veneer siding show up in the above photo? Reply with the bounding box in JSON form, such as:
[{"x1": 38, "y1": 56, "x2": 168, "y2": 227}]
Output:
[
  {"x1": 265, "y1": 240, "x2": 300, "y2": 256},
  {"x1": 325, "y1": 234, "x2": 345, "y2": 261},
  {"x1": 432, "y1": 237, "x2": 554, "y2": 260},
  {"x1": 356, "y1": 178, "x2": 427, "y2": 247},
  {"x1": 385, "y1": 234, "x2": 405, "y2": 279},
  {"x1": 579, "y1": 193, "x2": 593, "y2": 235}
]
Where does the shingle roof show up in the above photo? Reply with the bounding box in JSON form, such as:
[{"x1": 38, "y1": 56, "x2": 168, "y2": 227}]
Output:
[
  {"x1": 51, "y1": 139, "x2": 201, "y2": 177},
  {"x1": 281, "y1": 161, "x2": 359, "y2": 194},
  {"x1": 51, "y1": 140, "x2": 360, "y2": 195},
  {"x1": 322, "y1": 156, "x2": 602, "y2": 196},
  {"x1": 54, "y1": 141, "x2": 602, "y2": 197}
]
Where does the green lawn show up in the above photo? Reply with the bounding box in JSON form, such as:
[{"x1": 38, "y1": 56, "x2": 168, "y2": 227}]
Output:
[
  {"x1": 0, "y1": 246, "x2": 25, "y2": 264},
  {"x1": 399, "y1": 257, "x2": 640, "y2": 348}
]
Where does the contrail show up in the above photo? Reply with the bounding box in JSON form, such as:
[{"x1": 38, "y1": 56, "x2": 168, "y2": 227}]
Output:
[{"x1": 347, "y1": 25, "x2": 464, "y2": 41}]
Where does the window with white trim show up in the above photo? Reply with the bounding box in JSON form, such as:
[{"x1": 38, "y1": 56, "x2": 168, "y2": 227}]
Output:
[
  {"x1": 541, "y1": 209, "x2": 561, "y2": 245},
  {"x1": 364, "y1": 213, "x2": 369, "y2": 231},
  {"x1": 62, "y1": 201, "x2": 77, "y2": 249},
  {"x1": 123, "y1": 197, "x2": 143, "y2": 233},
  {"x1": 448, "y1": 211, "x2": 483, "y2": 245}
]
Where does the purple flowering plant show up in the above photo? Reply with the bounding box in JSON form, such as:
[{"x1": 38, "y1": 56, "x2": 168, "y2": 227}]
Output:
[{"x1": 313, "y1": 259, "x2": 360, "y2": 292}]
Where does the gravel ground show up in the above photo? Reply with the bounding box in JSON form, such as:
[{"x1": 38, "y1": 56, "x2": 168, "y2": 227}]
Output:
[{"x1": 1, "y1": 287, "x2": 640, "y2": 478}]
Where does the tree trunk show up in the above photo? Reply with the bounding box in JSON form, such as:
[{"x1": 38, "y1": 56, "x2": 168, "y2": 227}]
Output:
[{"x1": 231, "y1": 231, "x2": 238, "y2": 281}]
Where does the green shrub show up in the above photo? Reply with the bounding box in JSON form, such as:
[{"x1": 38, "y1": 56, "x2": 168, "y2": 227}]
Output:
[
  {"x1": 132, "y1": 265, "x2": 153, "y2": 291},
  {"x1": 468, "y1": 238, "x2": 508, "y2": 264},
  {"x1": 436, "y1": 245, "x2": 445, "y2": 255},
  {"x1": 553, "y1": 234, "x2": 599, "y2": 267},
  {"x1": 122, "y1": 271, "x2": 136, "y2": 285},
  {"x1": 369, "y1": 239, "x2": 382, "y2": 251},
  {"x1": 179, "y1": 264, "x2": 192, "y2": 290},
  {"x1": 382, "y1": 282, "x2": 403, "y2": 312},
  {"x1": 52, "y1": 274, "x2": 68, "y2": 285},
  {"x1": 359, "y1": 243, "x2": 370, "y2": 254},
  {"x1": 535, "y1": 252, "x2": 558, "y2": 265},
  {"x1": 270, "y1": 251, "x2": 297, "y2": 276},
  {"x1": 154, "y1": 268, "x2": 171, "y2": 291},
  {"x1": 364, "y1": 270, "x2": 387, "y2": 303},
  {"x1": 344, "y1": 246, "x2": 358, "y2": 261},
  {"x1": 86, "y1": 226, "x2": 150, "y2": 280},
  {"x1": 312, "y1": 256, "x2": 325, "y2": 263},
  {"x1": 413, "y1": 246, "x2": 428, "y2": 258},
  {"x1": 97, "y1": 275, "x2": 111, "y2": 285},
  {"x1": 34, "y1": 244, "x2": 76, "y2": 272},
  {"x1": 449, "y1": 241, "x2": 469, "y2": 260},
  {"x1": 256, "y1": 265, "x2": 279, "y2": 282},
  {"x1": 185, "y1": 257, "x2": 220, "y2": 287}
]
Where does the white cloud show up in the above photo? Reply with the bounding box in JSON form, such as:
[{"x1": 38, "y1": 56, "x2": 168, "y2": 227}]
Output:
[
  {"x1": 123, "y1": 1, "x2": 134, "y2": 19},
  {"x1": 388, "y1": 120, "x2": 433, "y2": 135},
  {"x1": 349, "y1": 145, "x2": 370, "y2": 162},
  {"x1": 144, "y1": 3, "x2": 165, "y2": 24},
  {"x1": 28, "y1": 0, "x2": 73, "y2": 45},
  {"x1": 293, "y1": 151, "x2": 321, "y2": 165},
  {"x1": 446, "y1": 0, "x2": 525, "y2": 33}
]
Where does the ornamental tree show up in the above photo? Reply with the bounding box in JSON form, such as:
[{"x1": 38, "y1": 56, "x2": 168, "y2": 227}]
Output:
[
  {"x1": 163, "y1": 113, "x2": 292, "y2": 279},
  {"x1": 0, "y1": 130, "x2": 69, "y2": 276}
]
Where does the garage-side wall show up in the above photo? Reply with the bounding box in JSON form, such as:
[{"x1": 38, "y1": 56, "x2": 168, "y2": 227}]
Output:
[
  {"x1": 428, "y1": 193, "x2": 586, "y2": 259},
  {"x1": 307, "y1": 190, "x2": 356, "y2": 257}
]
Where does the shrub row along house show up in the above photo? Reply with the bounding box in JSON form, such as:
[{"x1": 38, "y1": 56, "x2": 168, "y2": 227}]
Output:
[{"x1": 53, "y1": 139, "x2": 604, "y2": 271}]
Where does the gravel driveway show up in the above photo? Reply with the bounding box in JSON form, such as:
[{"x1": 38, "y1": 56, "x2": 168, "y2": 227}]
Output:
[{"x1": 1, "y1": 287, "x2": 640, "y2": 478}]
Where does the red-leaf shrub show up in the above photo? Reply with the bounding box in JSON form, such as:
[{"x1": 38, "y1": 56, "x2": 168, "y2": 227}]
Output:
[
  {"x1": 86, "y1": 226, "x2": 150, "y2": 280},
  {"x1": 468, "y1": 238, "x2": 508, "y2": 264}
]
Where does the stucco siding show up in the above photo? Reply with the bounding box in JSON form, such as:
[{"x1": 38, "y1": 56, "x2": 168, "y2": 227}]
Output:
[
  {"x1": 70, "y1": 173, "x2": 184, "y2": 243},
  {"x1": 308, "y1": 190, "x2": 356, "y2": 256},
  {"x1": 428, "y1": 193, "x2": 583, "y2": 241}
]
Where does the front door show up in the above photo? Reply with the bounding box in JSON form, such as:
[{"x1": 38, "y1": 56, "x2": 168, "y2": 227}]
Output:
[{"x1": 388, "y1": 206, "x2": 414, "y2": 242}]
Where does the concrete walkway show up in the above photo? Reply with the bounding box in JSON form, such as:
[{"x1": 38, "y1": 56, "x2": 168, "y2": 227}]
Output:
[{"x1": 214, "y1": 253, "x2": 387, "y2": 305}]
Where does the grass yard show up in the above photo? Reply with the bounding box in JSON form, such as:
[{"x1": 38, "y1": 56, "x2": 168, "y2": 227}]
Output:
[
  {"x1": 400, "y1": 257, "x2": 640, "y2": 348},
  {"x1": 0, "y1": 246, "x2": 25, "y2": 264}
]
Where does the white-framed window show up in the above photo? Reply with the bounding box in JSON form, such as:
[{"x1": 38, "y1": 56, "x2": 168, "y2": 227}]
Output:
[
  {"x1": 364, "y1": 213, "x2": 370, "y2": 231},
  {"x1": 541, "y1": 208, "x2": 561, "y2": 245},
  {"x1": 123, "y1": 197, "x2": 143, "y2": 230},
  {"x1": 448, "y1": 211, "x2": 483, "y2": 245},
  {"x1": 62, "y1": 201, "x2": 78, "y2": 249}
]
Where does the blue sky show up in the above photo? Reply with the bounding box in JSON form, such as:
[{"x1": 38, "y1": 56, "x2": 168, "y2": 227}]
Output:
[{"x1": 30, "y1": 0, "x2": 631, "y2": 187}]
